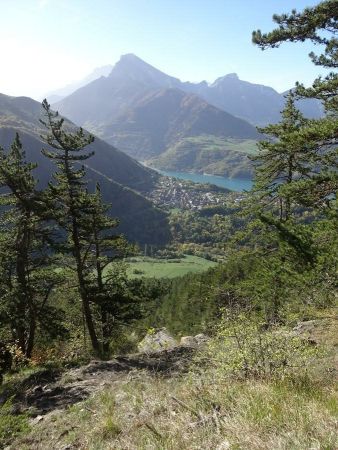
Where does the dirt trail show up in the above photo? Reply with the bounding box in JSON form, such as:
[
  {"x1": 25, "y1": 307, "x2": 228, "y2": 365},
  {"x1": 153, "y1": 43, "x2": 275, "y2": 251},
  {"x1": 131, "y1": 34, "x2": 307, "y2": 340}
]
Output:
[
  {"x1": 7, "y1": 317, "x2": 337, "y2": 418},
  {"x1": 13, "y1": 346, "x2": 195, "y2": 417}
]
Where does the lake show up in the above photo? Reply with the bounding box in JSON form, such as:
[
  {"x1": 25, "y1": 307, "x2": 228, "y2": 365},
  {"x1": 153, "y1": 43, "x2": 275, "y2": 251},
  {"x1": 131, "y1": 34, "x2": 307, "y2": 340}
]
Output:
[{"x1": 156, "y1": 169, "x2": 253, "y2": 192}]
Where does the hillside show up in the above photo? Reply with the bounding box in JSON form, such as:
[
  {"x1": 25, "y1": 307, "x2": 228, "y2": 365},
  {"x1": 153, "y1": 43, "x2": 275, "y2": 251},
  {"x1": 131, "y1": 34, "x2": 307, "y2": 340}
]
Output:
[
  {"x1": 148, "y1": 136, "x2": 258, "y2": 178},
  {"x1": 3, "y1": 313, "x2": 337, "y2": 450},
  {"x1": 99, "y1": 88, "x2": 259, "y2": 160},
  {"x1": 0, "y1": 93, "x2": 171, "y2": 245}
]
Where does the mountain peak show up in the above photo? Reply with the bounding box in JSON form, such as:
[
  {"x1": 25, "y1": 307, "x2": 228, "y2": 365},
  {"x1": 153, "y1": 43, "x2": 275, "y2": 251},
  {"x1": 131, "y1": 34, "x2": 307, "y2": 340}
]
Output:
[
  {"x1": 212, "y1": 73, "x2": 239, "y2": 87},
  {"x1": 114, "y1": 53, "x2": 157, "y2": 70},
  {"x1": 119, "y1": 53, "x2": 144, "y2": 62},
  {"x1": 225, "y1": 73, "x2": 239, "y2": 79},
  {"x1": 109, "y1": 54, "x2": 181, "y2": 88}
]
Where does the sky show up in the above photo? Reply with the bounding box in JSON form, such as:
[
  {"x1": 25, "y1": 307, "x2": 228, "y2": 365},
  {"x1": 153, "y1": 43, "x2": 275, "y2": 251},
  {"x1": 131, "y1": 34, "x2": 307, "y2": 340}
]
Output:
[{"x1": 0, "y1": 0, "x2": 329, "y2": 100}]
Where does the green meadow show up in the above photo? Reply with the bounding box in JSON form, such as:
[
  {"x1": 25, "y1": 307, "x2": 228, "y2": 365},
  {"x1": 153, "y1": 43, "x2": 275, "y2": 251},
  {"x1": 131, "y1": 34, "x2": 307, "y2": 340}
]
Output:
[{"x1": 125, "y1": 255, "x2": 217, "y2": 279}]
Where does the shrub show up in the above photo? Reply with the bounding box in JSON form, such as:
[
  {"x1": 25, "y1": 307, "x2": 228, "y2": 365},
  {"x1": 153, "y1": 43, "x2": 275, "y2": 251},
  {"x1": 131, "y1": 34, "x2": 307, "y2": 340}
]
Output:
[
  {"x1": 198, "y1": 311, "x2": 321, "y2": 380},
  {"x1": 108, "y1": 330, "x2": 139, "y2": 356}
]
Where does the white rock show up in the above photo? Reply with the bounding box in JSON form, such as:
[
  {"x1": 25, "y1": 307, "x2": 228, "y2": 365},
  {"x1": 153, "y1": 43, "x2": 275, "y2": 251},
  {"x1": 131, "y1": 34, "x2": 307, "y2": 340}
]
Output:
[
  {"x1": 180, "y1": 336, "x2": 198, "y2": 347},
  {"x1": 138, "y1": 328, "x2": 177, "y2": 353},
  {"x1": 31, "y1": 415, "x2": 44, "y2": 425},
  {"x1": 216, "y1": 439, "x2": 231, "y2": 450},
  {"x1": 194, "y1": 333, "x2": 209, "y2": 344}
]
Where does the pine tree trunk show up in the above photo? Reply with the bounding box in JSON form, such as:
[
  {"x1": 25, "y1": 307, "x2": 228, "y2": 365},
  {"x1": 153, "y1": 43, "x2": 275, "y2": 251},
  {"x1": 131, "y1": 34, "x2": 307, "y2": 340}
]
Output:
[
  {"x1": 15, "y1": 216, "x2": 30, "y2": 355},
  {"x1": 68, "y1": 181, "x2": 100, "y2": 354},
  {"x1": 72, "y1": 227, "x2": 100, "y2": 353},
  {"x1": 101, "y1": 307, "x2": 110, "y2": 355},
  {"x1": 81, "y1": 291, "x2": 100, "y2": 354},
  {"x1": 25, "y1": 315, "x2": 36, "y2": 358}
]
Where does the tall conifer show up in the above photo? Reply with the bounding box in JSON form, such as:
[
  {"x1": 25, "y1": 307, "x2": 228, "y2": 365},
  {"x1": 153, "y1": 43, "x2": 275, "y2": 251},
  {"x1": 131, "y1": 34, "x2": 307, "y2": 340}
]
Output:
[
  {"x1": 0, "y1": 134, "x2": 63, "y2": 357},
  {"x1": 40, "y1": 100, "x2": 101, "y2": 353}
]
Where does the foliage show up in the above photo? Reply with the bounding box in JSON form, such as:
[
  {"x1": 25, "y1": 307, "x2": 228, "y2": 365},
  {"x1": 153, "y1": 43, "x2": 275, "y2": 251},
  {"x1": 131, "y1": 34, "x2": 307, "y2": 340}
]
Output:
[
  {"x1": 149, "y1": 136, "x2": 257, "y2": 178},
  {"x1": 10, "y1": 328, "x2": 337, "y2": 450},
  {"x1": 252, "y1": 1, "x2": 337, "y2": 69},
  {"x1": 146, "y1": 264, "x2": 232, "y2": 335},
  {"x1": 200, "y1": 311, "x2": 321, "y2": 380},
  {"x1": 0, "y1": 134, "x2": 66, "y2": 357},
  {"x1": 0, "y1": 398, "x2": 30, "y2": 448},
  {"x1": 252, "y1": 0, "x2": 337, "y2": 211},
  {"x1": 168, "y1": 203, "x2": 246, "y2": 261}
]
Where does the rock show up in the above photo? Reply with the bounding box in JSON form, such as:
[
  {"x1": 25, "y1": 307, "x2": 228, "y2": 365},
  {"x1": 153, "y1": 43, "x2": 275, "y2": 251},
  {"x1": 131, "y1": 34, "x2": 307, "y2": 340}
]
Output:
[
  {"x1": 138, "y1": 328, "x2": 177, "y2": 353},
  {"x1": 293, "y1": 320, "x2": 317, "y2": 335},
  {"x1": 31, "y1": 415, "x2": 44, "y2": 425},
  {"x1": 194, "y1": 333, "x2": 209, "y2": 344},
  {"x1": 216, "y1": 440, "x2": 230, "y2": 450},
  {"x1": 180, "y1": 336, "x2": 198, "y2": 347}
]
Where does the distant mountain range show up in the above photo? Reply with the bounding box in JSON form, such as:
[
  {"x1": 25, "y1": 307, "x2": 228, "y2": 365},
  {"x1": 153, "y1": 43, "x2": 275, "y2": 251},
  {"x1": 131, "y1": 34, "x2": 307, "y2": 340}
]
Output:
[
  {"x1": 52, "y1": 54, "x2": 323, "y2": 178},
  {"x1": 44, "y1": 65, "x2": 113, "y2": 104},
  {"x1": 53, "y1": 54, "x2": 323, "y2": 127},
  {"x1": 0, "y1": 93, "x2": 171, "y2": 245}
]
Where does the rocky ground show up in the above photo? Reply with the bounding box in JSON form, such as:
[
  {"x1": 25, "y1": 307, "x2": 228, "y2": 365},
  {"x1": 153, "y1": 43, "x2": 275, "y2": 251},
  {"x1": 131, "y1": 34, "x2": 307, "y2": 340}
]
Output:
[
  {"x1": 1, "y1": 330, "x2": 203, "y2": 420},
  {"x1": 2, "y1": 319, "x2": 337, "y2": 449}
]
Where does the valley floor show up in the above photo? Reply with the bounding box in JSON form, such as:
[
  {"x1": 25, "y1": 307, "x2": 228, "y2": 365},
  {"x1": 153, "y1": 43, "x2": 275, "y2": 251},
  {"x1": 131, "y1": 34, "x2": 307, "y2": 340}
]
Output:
[{"x1": 126, "y1": 255, "x2": 217, "y2": 279}]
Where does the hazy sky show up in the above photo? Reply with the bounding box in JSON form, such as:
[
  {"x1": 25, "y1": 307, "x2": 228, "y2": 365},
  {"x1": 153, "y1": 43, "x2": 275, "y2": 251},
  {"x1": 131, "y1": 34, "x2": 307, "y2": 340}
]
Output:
[{"x1": 1, "y1": 0, "x2": 329, "y2": 100}]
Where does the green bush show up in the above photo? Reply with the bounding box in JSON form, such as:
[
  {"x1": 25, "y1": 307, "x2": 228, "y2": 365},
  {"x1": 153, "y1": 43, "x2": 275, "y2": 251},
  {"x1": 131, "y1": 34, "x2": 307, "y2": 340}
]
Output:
[
  {"x1": 198, "y1": 311, "x2": 321, "y2": 380},
  {"x1": 108, "y1": 330, "x2": 139, "y2": 356}
]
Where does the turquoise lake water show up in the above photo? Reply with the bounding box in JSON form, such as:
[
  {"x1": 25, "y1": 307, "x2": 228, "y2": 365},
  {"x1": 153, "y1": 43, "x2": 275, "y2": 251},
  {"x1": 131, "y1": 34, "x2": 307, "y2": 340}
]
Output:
[{"x1": 157, "y1": 169, "x2": 253, "y2": 192}]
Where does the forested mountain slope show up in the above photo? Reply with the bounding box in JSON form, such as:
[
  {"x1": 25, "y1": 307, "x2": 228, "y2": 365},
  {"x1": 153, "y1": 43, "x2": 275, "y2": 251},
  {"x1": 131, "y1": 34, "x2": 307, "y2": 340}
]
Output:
[
  {"x1": 98, "y1": 87, "x2": 259, "y2": 160},
  {"x1": 0, "y1": 93, "x2": 171, "y2": 244}
]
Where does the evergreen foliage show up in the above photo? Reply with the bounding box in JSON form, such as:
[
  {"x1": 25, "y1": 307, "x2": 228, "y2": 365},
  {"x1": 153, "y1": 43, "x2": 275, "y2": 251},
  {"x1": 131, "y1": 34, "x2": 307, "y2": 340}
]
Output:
[
  {"x1": 252, "y1": 0, "x2": 337, "y2": 211},
  {"x1": 40, "y1": 100, "x2": 141, "y2": 356},
  {"x1": 39, "y1": 100, "x2": 101, "y2": 353},
  {"x1": 0, "y1": 134, "x2": 65, "y2": 358}
]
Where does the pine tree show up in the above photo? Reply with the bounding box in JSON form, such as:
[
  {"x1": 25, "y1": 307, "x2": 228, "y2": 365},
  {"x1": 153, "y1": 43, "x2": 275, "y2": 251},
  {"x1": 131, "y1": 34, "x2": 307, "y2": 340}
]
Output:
[
  {"x1": 252, "y1": 1, "x2": 337, "y2": 65},
  {"x1": 40, "y1": 101, "x2": 138, "y2": 355},
  {"x1": 0, "y1": 134, "x2": 64, "y2": 357},
  {"x1": 252, "y1": 93, "x2": 313, "y2": 222},
  {"x1": 245, "y1": 1, "x2": 338, "y2": 319},
  {"x1": 83, "y1": 184, "x2": 132, "y2": 353},
  {"x1": 39, "y1": 100, "x2": 101, "y2": 353},
  {"x1": 252, "y1": 0, "x2": 338, "y2": 210}
]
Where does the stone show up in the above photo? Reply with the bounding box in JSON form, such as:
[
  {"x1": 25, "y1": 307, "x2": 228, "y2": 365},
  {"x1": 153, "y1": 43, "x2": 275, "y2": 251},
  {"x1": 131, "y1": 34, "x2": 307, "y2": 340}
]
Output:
[
  {"x1": 216, "y1": 440, "x2": 230, "y2": 450},
  {"x1": 138, "y1": 328, "x2": 177, "y2": 353},
  {"x1": 180, "y1": 336, "x2": 198, "y2": 347},
  {"x1": 194, "y1": 333, "x2": 209, "y2": 344},
  {"x1": 31, "y1": 415, "x2": 44, "y2": 425},
  {"x1": 293, "y1": 320, "x2": 317, "y2": 334}
]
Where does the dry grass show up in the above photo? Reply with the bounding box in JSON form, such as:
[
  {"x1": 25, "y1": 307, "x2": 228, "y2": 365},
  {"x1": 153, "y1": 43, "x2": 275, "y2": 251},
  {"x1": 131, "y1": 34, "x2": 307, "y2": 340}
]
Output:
[
  {"x1": 12, "y1": 368, "x2": 337, "y2": 450},
  {"x1": 8, "y1": 313, "x2": 338, "y2": 449}
]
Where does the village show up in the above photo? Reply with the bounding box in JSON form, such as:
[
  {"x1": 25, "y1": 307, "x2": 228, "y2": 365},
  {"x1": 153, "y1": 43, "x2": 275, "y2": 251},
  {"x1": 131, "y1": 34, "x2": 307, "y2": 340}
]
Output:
[{"x1": 147, "y1": 175, "x2": 231, "y2": 210}]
